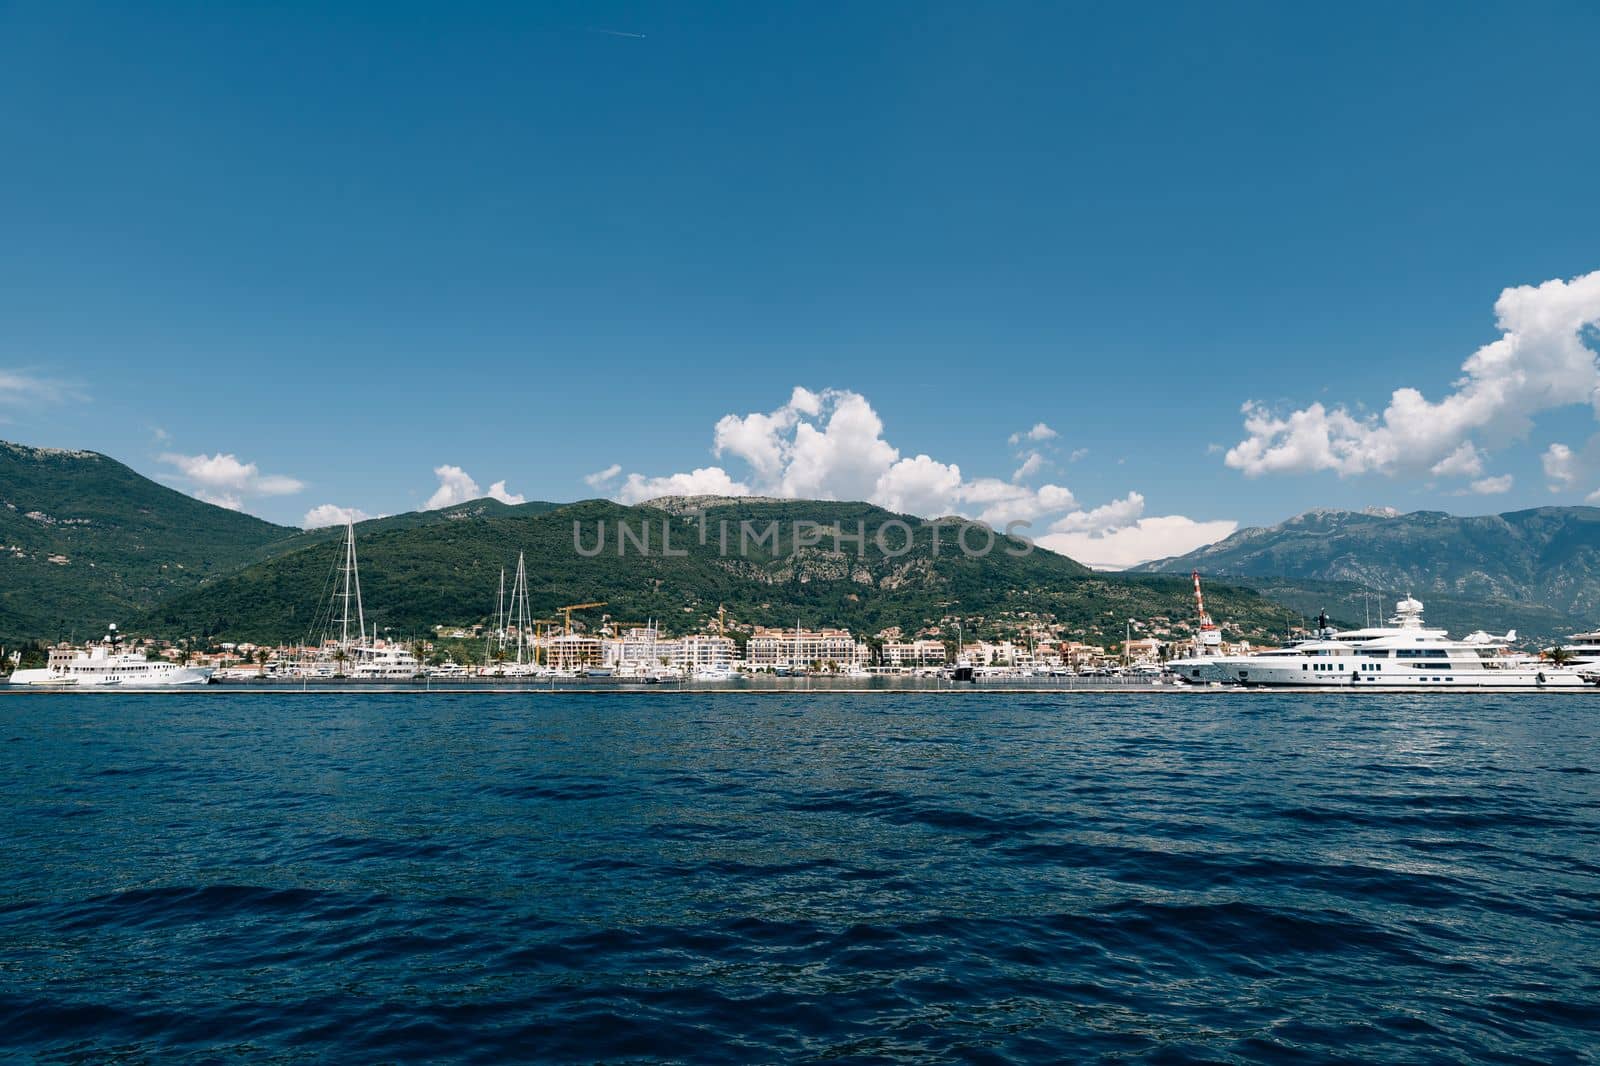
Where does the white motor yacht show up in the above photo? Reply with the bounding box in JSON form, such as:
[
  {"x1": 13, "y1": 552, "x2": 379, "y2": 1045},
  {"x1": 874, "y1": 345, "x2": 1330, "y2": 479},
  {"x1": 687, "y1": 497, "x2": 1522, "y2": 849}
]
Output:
[
  {"x1": 1174, "y1": 597, "x2": 1587, "y2": 690},
  {"x1": 9, "y1": 626, "x2": 212, "y2": 688}
]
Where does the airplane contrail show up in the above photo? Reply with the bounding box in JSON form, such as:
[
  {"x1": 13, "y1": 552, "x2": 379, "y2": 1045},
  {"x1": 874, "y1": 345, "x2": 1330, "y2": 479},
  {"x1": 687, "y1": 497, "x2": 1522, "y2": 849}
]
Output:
[{"x1": 588, "y1": 27, "x2": 647, "y2": 39}]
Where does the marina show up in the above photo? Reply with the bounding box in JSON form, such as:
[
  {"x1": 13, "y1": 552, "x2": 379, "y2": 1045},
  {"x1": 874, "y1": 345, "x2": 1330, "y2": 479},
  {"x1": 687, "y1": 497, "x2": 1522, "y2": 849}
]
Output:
[
  {"x1": 10, "y1": 530, "x2": 1599, "y2": 691},
  {"x1": 6, "y1": 6, "x2": 1598, "y2": 1062}
]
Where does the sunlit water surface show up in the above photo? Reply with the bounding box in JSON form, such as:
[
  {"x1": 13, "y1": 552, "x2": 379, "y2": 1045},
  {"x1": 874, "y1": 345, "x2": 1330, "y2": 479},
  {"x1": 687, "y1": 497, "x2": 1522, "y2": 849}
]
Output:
[{"x1": 2, "y1": 691, "x2": 1597, "y2": 1062}]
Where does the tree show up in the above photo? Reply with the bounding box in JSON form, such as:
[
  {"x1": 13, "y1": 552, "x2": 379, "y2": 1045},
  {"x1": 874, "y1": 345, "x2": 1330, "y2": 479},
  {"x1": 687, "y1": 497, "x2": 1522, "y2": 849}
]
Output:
[
  {"x1": 257, "y1": 647, "x2": 270, "y2": 675},
  {"x1": 1546, "y1": 646, "x2": 1576, "y2": 667},
  {"x1": 332, "y1": 647, "x2": 349, "y2": 677}
]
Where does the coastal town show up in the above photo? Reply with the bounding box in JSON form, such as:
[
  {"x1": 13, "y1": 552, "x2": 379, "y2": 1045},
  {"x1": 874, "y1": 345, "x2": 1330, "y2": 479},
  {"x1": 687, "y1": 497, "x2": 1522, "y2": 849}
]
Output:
[
  {"x1": 5, "y1": 618, "x2": 1222, "y2": 683},
  {"x1": 8, "y1": 521, "x2": 1595, "y2": 690},
  {"x1": 1, "y1": 518, "x2": 1262, "y2": 683}
]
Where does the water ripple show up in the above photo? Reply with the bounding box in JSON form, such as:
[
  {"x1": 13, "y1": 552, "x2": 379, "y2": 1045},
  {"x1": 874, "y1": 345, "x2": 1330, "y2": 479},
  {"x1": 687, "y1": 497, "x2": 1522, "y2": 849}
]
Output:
[{"x1": 1, "y1": 690, "x2": 1596, "y2": 1062}]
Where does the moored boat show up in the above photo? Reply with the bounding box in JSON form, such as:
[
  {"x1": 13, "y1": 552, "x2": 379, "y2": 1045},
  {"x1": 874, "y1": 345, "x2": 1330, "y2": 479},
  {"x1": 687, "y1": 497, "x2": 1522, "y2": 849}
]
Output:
[
  {"x1": 1175, "y1": 596, "x2": 1587, "y2": 690},
  {"x1": 9, "y1": 625, "x2": 212, "y2": 688}
]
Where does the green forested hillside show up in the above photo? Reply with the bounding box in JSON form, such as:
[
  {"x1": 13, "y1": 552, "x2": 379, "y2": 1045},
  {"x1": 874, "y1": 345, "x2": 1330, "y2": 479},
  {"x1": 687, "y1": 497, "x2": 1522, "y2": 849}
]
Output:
[
  {"x1": 0, "y1": 442, "x2": 293, "y2": 644},
  {"x1": 137, "y1": 497, "x2": 1300, "y2": 647}
]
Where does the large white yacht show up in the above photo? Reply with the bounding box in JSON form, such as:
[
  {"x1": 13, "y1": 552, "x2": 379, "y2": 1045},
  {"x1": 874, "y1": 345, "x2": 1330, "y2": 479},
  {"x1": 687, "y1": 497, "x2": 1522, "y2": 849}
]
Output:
[
  {"x1": 344, "y1": 641, "x2": 422, "y2": 679},
  {"x1": 8, "y1": 626, "x2": 213, "y2": 688},
  {"x1": 1557, "y1": 629, "x2": 1600, "y2": 667},
  {"x1": 1173, "y1": 597, "x2": 1588, "y2": 690}
]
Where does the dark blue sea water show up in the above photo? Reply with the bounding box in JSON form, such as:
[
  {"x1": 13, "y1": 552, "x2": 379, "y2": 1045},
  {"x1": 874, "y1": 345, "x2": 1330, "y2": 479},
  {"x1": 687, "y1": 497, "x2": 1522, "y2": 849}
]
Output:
[{"x1": 2, "y1": 692, "x2": 1597, "y2": 1063}]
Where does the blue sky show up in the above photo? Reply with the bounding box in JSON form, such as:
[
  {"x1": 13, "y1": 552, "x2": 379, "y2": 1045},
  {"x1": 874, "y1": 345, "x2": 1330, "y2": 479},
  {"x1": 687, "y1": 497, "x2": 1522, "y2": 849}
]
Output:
[{"x1": 2, "y1": 2, "x2": 1599, "y2": 565}]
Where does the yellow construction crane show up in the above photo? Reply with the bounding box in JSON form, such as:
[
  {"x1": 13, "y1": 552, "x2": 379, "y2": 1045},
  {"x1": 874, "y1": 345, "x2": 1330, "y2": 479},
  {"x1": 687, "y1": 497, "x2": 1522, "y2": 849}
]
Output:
[
  {"x1": 559, "y1": 601, "x2": 608, "y2": 637},
  {"x1": 603, "y1": 617, "x2": 650, "y2": 639},
  {"x1": 530, "y1": 619, "x2": 557, "y2": 666}
]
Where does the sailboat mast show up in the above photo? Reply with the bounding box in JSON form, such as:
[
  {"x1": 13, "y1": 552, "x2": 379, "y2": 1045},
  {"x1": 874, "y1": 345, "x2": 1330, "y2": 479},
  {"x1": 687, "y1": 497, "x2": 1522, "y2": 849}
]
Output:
[
  {"x1": 336, "y1": 520, "x2": 362, "y2": 650},
  {"x1": 338, "y1": 524, "x2": 352, "y2": 650},
  {"x1": 509, "y1": 551, "x2": 530, "y2": 665},
  {"x1": 352, "y1": 531, "x2": 365, "y2": 647},
  {"x1": 521, "y1": 555, "x2": 530, "y2": 664}
]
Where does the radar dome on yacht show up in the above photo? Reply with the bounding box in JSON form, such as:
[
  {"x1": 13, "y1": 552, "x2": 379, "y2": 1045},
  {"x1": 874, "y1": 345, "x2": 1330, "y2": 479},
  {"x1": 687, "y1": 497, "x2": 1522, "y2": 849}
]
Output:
[{"x1": 1395, "y1": 596, "x2": 1423, "y2": 613}]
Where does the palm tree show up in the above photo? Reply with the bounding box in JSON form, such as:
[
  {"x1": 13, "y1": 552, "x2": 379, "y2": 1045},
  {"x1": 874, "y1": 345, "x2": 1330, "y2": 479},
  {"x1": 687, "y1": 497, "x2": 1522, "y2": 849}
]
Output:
[
  {"x1": 256, "y1": 647, "x2": 270, "y2": 676},
  {"x1": 332, "y1": 648, "x2": 349, "y2": 677},
  {"x1": 1546, "y1": 646, "x2": 1576, "y2": 667}
]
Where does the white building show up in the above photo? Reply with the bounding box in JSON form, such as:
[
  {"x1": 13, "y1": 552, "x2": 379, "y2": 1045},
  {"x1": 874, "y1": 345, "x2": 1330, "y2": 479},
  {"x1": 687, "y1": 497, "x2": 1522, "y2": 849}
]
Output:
[
  {"x1": 745, "y1": 627, "x2": 867, "y2": 671},
  {"x1": 676, "y1": 634, "x2": 736, "y2": 670},
  {"x1": 542, "y1": 633, "x2": 604, "y2": 670},
  {"x1": 602, "y1": 629, "x2": 738, "y2": 673},
  {"x1": 880, "y1": 640, "x2": 947, "y2": 668},
  {"x1": 605, "y1": 628, "x2": 679, "y2": 669}
]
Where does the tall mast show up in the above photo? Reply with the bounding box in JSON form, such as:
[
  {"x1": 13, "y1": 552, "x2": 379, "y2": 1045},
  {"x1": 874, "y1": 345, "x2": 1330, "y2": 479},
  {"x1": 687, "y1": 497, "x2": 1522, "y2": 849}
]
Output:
[
  {"x1": 510, "y1": 551, "x2": 529, "y2": 665},
  {"x1": 335, "y1": 520, "x2": 367, "y2": 651},
  {"x1": 496, "y1": 568, "x2": 506, "y2": 650},
  {"x1": 352, "y1": 524, "x2": 365, "y2": 647}
]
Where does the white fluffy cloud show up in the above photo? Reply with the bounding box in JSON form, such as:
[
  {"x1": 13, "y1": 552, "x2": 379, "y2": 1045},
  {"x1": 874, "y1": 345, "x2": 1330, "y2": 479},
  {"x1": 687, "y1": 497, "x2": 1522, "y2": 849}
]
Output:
[
  {"x1": 1226, "y1": 270, "x2": 1600, "y2": 486},
  {"x1": 160, "y1": 451, "x2": 304, "y2": 511},
  {"x1": 1012, "y1": 452, "x2": 1046, "y2": 481},
  {"x1": 425, "y1": 465, "x2": 525, "y2": 509},
  {"x1": 426, "y1": 465, "x2": 479, "y2": 509},
  {"x1": 779, "y1": 391, "x2": 901, "y2": 501},
  {"x1": 302, "y1": 504, "x2": 374, "y2": 528},
  {"x1": 874, "y1": 454, "x2": 965, "y2": 517},
  {"x1": 1008, "y1": 422, "x2": 1058, "y2": 446},
  {"x1": 1536, "y1": 438, "x2": 1600, "y2": 498},
  {"x1": 1542, "y1": 443, "x2": 1576, "y2": 489},
  {"x1": 616, "y1": 466, "x2": 751, "y2": 503},
  {"x1": 1468, "y1": 475, "x2": 1514, "y2": 495},
  {"x1": 1049, "y1": 492, "x2": 1146, "y2": 535},
  {"x1": 1429, "y1": 443, "x2": 1484, "y2": 479},
  {"x1": 612, "y1": 387, "x2": 1229, "y2": 566},
  {"x1": 487, "y1": 481, "x2": 521, "y2": 504},
  {"x1": 963, "y1": 477, "x2": 1078, "y2": 527},
  {"x1": 711, "y1": 386, "x2": 820, "y2": 484},
  {"x1": 622, "y1": 388, "x2": 1086, "y2": 525},
  {"x1": 1038, "y1": 515, "x2": 1240, "y2": 571},
  {"x1": 584, "y1": 463, "x2": 622, "y2": 488}
]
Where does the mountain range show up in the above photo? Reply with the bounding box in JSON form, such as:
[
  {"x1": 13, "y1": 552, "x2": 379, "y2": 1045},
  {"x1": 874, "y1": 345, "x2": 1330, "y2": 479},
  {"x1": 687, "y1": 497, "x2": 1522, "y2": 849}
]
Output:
[
  {"x1": 1, "y1": 441, "x2": 1296, "y2": 651},
  {"x1": 1136, "y1": 506, "x2": 1600, "y2": 640},
  {"x1": 8, "y1": 439, "x2": 1597, "y2": 651}
]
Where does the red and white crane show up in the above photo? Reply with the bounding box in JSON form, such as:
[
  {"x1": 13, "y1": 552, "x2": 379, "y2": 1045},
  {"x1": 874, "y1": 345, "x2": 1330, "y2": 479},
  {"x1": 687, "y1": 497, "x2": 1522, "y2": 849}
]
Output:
[{"x1": 1192, "y1": 570, "x2": 1223, "y2": 654}]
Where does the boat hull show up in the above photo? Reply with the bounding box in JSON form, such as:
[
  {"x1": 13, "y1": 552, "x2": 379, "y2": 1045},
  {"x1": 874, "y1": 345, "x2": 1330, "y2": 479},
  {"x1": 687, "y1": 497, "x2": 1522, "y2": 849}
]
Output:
[
  {"x1": 1171, "y1": 659, "x2": 1588, "y2": 689},
  {"x1": 8, "y1": 666, "x2": 214, "y2": 688}
]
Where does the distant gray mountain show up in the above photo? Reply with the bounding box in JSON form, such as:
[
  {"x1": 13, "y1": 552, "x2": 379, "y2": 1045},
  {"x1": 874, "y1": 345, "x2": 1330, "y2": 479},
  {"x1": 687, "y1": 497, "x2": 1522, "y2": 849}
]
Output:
[{"x1": 1134, "y1": 506, "x2": 1600, "y2": 625}]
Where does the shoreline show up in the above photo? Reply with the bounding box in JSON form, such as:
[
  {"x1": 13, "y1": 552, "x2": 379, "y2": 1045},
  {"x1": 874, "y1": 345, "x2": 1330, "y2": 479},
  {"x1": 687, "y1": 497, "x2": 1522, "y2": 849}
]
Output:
[{"x1": 4, "y1": 680, "x2": 1598, "y2": 695}]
